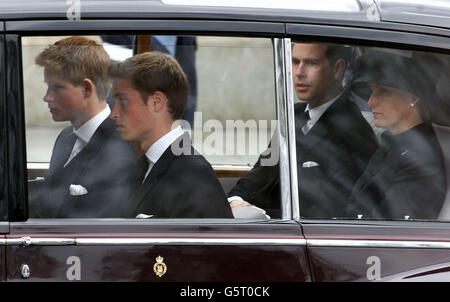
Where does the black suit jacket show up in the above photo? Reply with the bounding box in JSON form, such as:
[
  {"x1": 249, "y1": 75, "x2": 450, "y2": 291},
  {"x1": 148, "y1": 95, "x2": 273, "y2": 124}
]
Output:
[
  {"x1": 32, "y1": 117, "x2": 138, "y2": 218},
  {"x1": 124, "y1": 134, "x2": 233, "y2": 219},
  {"x1": 228, "y1": 92, "x2": 378, "y2": 218},
  {"x1": 346, "y1": 122, "x2": 446, "y2": 219}
]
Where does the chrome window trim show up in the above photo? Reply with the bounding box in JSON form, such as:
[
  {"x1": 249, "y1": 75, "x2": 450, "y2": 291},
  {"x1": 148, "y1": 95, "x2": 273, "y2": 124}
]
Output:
[
  {"x1": 161, "y1": 0, "x2": 361, "y2": 12},
  {"x1": 4, "y1": 237, "x2": 306, "y2": 246},
  {"x1": 274, "y1": 38, "x2": 292, "y2": 220},
  {"x1": 4, "y1": 237, "x2": 450, "y2": 249},
  {"x1": 7, "y1": 20, "x2": 285, "y2": 34},
  {"x1": 6, "y1": 237, "x2": 75, "y2": 246},
  {"x1": 286, "y1": 23, "x2": 450, "y2": 49},
  {"x1": 307, "y1": 239, "x2": 450, "y2": 249},
  {"x1": 76, "y1": 238, "x2": 306, "y2": 246},
  {"x1": 283, "y1": 38, "x2": 300, "y2": 221}
]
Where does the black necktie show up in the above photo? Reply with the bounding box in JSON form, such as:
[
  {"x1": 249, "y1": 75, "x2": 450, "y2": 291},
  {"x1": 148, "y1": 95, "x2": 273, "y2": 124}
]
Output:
[
  {"x1": 136, "y1": 156, "x2": 150, "y2": 185},
  {"x1": 296, "y1": 110, "x2": 310, "y2": 134}
]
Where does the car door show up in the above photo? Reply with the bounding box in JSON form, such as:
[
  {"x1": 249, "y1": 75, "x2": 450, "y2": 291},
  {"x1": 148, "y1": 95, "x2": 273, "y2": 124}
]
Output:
[
  {"x1": 4, "y1": 19, "x2": 311, "y2": 282},
  {"x1": 286, "y1": 23, "x2": 450, "y2": 281}
]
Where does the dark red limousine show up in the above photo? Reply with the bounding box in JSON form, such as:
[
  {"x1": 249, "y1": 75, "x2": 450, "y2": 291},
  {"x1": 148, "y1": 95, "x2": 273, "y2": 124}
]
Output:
[{"x1": 0, "y1": 0, "x2": 449, "y2": 282}]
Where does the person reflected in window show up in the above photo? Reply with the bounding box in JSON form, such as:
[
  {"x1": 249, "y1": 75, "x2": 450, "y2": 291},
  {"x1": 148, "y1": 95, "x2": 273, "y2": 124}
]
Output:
[
  {"x1": 31, "y1": 36, "x2": 138, "y2": 218},
  {"x1": 346, "y1": 50, "x2": 446, "y2": 219},
  {"x1": 151, "y1": 36, "x2": 198, "y2": 126},
  {"x1": 228, "y1": 43, "x2": 378, "y2": 218},
  {"x1": 101, "y1": 35, "x2": 198, "y2": 126},
  {"x1": 109, "y1": 51, "x2": 233, "y2": 218}
]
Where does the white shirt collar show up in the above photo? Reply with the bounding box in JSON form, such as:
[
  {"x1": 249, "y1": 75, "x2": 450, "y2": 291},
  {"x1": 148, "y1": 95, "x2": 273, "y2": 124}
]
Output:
[
  {"x1": 145, "y1": 126, "x2": 184, "y2": 164},
  {"x1": 305, "y1": 92, "x2": 342, "y2": 124},
  {"x1": 73, "y1": 105, "x2": 111, "y2": 143},
  {"x1": 301, "y1": 92, "x2": 343, "y2": 134}
]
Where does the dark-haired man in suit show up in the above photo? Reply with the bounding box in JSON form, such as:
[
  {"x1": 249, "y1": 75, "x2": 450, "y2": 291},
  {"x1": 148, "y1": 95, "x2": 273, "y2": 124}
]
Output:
[
  {"x1": 228, "y1": 42, "x2": 378, "y2": 218},
  {"x1": 109, "y1": 51, "x2": 232, "y2": 218},
  {"x1": 32, "y1": 36, "x2": 138, "y2": 218}
]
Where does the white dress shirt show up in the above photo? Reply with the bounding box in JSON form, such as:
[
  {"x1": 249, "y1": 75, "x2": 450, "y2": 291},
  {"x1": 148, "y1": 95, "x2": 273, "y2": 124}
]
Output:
[
  {"x1": 142, "y1": 126, "x2": 185, "y2": 182},
  {"x1": 64, "y1": 105, "x2": 111, "y2": 167},
  {"x1": 301, "y1": 92, "x2": 342, "y2": 134}
]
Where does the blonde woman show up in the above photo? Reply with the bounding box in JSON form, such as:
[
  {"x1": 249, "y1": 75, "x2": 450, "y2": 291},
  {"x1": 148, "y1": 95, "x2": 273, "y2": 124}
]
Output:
[{"x1": 346, "y1": 50, "x2": 446, "y2": 220}]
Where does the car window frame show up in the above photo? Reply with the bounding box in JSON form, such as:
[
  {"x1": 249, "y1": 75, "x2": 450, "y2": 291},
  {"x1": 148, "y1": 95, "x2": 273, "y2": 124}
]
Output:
[
  {"x1": 7, "y1": 20, "x2": 296, "y2": 222},
  {"x1": 286, "y1": 24, "x2": 450, "y2": 223},
  {"x1": 0, "y1": 26, "x2": 7, "y2": 222}
]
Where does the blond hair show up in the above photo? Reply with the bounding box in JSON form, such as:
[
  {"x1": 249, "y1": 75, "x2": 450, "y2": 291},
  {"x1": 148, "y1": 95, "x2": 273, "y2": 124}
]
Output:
[{"x1": 35, "y1": 36, "x2": 111, "y2": 100}]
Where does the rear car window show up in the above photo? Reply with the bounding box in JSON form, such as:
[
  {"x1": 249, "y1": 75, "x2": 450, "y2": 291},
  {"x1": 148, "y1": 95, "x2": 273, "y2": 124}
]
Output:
[{"x1": 290, "y1": 41, "x2": 450, "y2": 221}]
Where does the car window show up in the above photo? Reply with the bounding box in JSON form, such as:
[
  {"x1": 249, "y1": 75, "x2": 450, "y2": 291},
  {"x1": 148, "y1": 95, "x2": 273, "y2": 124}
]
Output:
[
  {"x1": 22, "y1": 35, "x2": 278, "y2": 219},
  {"x1": 290, "y1": 40, "x2": 450, "y2": 221}
]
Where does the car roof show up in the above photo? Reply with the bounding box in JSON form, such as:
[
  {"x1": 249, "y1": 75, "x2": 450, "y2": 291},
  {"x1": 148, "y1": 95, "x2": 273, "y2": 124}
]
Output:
[
  {"x1": 0, "y1": 0, "x2": 448, "y2": 30},
  {"x1": 376, "y1": 0, "x2": 450, "y2": 29}
]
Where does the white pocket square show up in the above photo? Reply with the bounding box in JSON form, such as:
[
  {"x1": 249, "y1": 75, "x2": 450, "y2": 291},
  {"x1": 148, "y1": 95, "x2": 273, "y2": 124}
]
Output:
[
  {"x1": 136, "y1": 213, "x2": 154, "y2": 219},
  {"x1": 69, "y1": 184, "x2": 88, "y2": 196},
  {"x1": 302, "y1": 161, "x2": 320, "y2": 168}
]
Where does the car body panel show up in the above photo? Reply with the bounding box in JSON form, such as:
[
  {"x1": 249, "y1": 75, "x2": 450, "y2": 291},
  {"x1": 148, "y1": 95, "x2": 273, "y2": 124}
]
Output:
[
  {"x1": 6, "y1": 220, "x2": 310, "y2": 281},
  {"x1": 0, "y1": 0, "x2": 376, "y2": 24},
  {"x1": 286, "y1": 23, "x2": 450, "y2": 49},
  {"x1": 0, "y1": 0, "x2": 448, "y2": 35},
  {"x1": 377, "y1": 262, "x2": 450, "y2": 282},
  {"x1": 377, "y1": 0, "x2": 450, "y2": 29},
  {"x1": 302, "y1": 221, "x2": 450, "y2": 281},
  {"x1": 0, "y1": 0, "x2": 449, "y2": 282}
]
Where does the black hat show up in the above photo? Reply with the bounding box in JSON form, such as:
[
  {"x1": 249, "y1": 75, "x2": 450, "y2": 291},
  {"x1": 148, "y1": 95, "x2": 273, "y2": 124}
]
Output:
[{"x1": 351, "y1": 49, "x2": 439, "y2": 100}]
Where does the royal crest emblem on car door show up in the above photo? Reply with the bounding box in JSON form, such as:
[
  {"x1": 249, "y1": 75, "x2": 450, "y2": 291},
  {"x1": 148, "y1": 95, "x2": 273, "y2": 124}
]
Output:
[{"x1": 153, "y1": 256, "x2": 167, "y2": 277}]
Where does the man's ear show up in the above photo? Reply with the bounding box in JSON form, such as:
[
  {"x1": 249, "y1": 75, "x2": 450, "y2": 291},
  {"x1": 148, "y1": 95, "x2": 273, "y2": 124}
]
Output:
[
  {"x1": 150, "y1": 91, "x2": 168, "y2": 113},
  {"x1": 333, "y1": 58, "x2": 346, "y2": 81},
  {"x1": 82, "y1": 78, "x2": 95, "y2": 98}
]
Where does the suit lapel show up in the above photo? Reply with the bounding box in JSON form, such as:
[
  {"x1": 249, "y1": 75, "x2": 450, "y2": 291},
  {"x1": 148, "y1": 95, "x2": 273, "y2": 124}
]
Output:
[
  {"x1": 130, "y1": 134, "x2": 186, "y2": 215},
  {"x1": 61, "y1": 118, "x2": 114, "y2": 183},
  {"x1": 48, "y1": 129, "x2": 77, "y2": 176},
  {"x1": 297, "y1": 92, "x2": 348, "y2": 156}
]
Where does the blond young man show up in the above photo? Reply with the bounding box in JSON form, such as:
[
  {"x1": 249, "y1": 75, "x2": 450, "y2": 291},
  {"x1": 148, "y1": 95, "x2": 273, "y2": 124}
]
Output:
[{"x1": 32, "y1": 36, "x2": 137, "y2": 218}]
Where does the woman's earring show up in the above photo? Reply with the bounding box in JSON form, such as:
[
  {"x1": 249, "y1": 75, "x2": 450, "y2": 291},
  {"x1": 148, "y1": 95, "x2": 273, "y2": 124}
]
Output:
[{"x1": 410, "y1": 102, "x2": 415, "y2": 108}]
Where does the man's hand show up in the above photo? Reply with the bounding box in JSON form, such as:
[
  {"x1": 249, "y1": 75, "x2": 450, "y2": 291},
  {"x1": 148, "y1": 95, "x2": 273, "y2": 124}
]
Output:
[{"x1": 229, "y1": 200, "x2": 251, "y2": 209}]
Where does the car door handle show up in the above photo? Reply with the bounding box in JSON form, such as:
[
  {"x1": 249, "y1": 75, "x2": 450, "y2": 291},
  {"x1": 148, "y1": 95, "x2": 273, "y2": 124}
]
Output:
[{"x1": 8, "y1": 236, "x2": 77, "y2": 246}]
